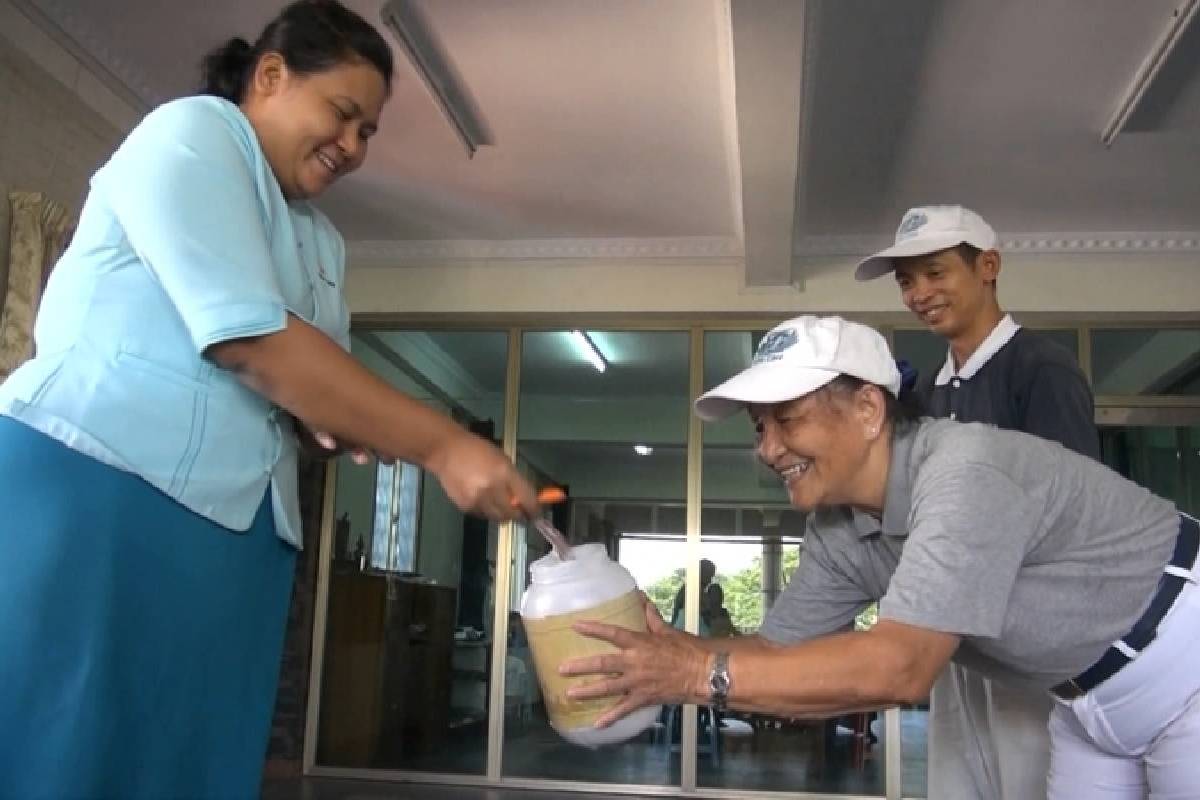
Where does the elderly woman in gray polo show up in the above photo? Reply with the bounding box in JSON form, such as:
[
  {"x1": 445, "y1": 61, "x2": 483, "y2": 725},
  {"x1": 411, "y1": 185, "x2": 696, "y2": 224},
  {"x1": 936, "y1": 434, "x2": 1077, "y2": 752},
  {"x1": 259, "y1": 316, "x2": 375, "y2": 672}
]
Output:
[{"x1": 560, "y1": 315, "x2": 1200, "y2": 799}]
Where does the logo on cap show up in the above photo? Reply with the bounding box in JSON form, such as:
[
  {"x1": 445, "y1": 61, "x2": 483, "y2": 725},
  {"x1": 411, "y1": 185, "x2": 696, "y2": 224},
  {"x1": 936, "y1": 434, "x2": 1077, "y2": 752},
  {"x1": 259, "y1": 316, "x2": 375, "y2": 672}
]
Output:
[
  {"x1": 752, "y1": 328, "x2": 798, "y2": 364},
  {"x1": 896, "y1": 211, "x2": 928, "y2": 240}
]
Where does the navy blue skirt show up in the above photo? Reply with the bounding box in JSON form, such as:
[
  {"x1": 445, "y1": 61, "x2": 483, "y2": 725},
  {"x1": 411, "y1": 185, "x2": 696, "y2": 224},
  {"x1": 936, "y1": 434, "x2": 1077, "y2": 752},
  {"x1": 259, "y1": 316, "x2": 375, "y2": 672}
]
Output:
[{"x1": 0, "y1": 417, "x2": 297, "y2": 800}]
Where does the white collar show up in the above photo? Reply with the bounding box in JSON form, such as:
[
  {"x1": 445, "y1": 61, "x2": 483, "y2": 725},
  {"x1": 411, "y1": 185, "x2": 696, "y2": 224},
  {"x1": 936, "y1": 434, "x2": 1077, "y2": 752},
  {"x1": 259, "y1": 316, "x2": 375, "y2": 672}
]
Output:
[{"x1": 934, "y1": 314, "x2": 1022, "y2": 385}]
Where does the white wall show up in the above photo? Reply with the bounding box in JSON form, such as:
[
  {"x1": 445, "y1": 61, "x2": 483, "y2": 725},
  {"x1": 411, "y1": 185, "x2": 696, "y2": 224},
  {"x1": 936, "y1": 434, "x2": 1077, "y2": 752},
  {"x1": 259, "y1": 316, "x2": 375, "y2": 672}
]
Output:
[
  {"x1": 0, "y1": 1, "x2": 138, "y2": 206},
  {"x1": 344, "y1": 254, "x2": 1200, "y2": 317}
]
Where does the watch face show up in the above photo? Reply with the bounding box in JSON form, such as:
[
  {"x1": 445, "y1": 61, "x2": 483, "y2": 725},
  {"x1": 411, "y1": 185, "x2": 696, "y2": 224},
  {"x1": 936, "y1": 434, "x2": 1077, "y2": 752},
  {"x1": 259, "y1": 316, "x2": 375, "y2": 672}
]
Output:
[{"x1": 710, "y1": 674, "x2": 730, "y2": 693}]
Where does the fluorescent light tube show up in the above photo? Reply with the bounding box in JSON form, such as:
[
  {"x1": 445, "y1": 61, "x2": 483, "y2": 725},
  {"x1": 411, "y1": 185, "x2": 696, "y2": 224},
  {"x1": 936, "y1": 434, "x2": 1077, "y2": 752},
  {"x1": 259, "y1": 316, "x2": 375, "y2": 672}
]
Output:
[
  {"x1": 570, "y1": 330, "x2": 608, "y2": 373},
  {"x1": 381, "y1": 0, "x2": 494, "y2": 158},
  {"x1": 1100, "y1": 0, "x2": 1200, "y2": 146}
]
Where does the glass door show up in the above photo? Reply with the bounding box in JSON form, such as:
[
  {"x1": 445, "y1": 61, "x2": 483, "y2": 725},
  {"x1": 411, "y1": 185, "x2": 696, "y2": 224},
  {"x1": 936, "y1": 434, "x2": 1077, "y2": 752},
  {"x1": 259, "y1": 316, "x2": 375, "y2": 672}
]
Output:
[
  {"x1": 503, "y1": 329, "x2": 691, "y2": 787},
  {"x1": 698, "y1": 331, "x2": 894, "y2": 796},
  {"x1": 313, "y1": 330, "x2": 509, "y2": 775},
  {"x1": 1097, "y1": 407, "x2": 1200, "y2": 517}
]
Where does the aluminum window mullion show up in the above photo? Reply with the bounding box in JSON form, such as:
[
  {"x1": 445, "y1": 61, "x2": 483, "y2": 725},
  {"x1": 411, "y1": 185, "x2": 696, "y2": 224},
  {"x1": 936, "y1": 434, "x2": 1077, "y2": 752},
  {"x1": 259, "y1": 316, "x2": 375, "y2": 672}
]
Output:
[
  {"x1": 682, "y1": 325, "x2": 705, "y2": 792},
  {"x1": 485, "y1": 327, "x2": 524, "y2": 781}
]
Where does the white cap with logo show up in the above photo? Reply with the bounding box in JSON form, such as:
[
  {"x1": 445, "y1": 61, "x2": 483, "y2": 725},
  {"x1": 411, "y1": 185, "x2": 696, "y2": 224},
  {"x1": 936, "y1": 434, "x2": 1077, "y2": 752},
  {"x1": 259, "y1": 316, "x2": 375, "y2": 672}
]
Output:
[
  {"x1": 693, "y1": 316, "x2": 903, "y2": 422},
  {"x1": 855, "y1": 205, "x2": 997, "y2": 281}
]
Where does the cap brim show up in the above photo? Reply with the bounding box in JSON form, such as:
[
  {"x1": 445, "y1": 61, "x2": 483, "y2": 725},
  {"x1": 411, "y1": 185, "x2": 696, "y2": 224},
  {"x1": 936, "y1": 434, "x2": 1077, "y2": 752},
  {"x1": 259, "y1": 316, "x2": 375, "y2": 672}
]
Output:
[
  {"x1": 854, "y1": 232, "x2": 971, "y2": 281},
  {"x1": 693, "y1": 362, "x2": 840, "y2": 422}
]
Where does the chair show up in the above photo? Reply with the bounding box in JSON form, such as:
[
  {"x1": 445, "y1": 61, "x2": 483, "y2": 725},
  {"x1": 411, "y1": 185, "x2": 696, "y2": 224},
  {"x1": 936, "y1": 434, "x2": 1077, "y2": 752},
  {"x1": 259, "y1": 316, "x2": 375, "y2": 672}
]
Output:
[
  {"x1": 719, "y1": 715, "x2": 755, "y2": 756},
  {"x1": 504, "y1": 655, "x2": 531, "y2": 731},
  {"x1": 659, "y1": 704, "x2": 721, "y2": 766},
  {"x1": 848, "y1": 711, "x2": 876, "y2": 769}
]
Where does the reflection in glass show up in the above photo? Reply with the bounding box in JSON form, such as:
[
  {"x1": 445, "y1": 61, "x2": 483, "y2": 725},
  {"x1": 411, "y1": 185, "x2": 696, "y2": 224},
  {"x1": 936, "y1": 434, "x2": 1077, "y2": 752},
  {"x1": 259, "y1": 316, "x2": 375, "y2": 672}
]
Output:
[
  {"x1": 698, "y1": 331, "x2": 891, "y2": 794},
  {"x1": 503, "y1": 330, "x2": 690, "y2": 786},
  {"x1": 1028, "y1": 328, "x2": 1079, "y2": 361},
  {"x1": 699, "y1": 535, "x2": 761, "y2": 636},
  {"x1": 315, "y1": 330, "x2": 508, "y2": 774},
  {"x1": 1091, "y1": 328, "x2": 1200, "y2": 396},
  {"x1": 1102, "y1": 425, "x2": 1200, "y2": 517},
  {"x1": 901, "y1": 707, "x2": 929, "y2": 798},
  {"x1": 370, "y1": 461, "x2": 421, "y2": 572}
]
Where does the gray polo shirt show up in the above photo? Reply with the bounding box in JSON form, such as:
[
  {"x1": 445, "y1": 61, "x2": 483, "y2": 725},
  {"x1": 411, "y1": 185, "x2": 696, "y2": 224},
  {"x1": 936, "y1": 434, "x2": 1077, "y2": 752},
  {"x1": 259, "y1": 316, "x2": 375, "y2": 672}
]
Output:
[{"x1": 760, "y1": 418, "x2": 1179, "y2": 689}]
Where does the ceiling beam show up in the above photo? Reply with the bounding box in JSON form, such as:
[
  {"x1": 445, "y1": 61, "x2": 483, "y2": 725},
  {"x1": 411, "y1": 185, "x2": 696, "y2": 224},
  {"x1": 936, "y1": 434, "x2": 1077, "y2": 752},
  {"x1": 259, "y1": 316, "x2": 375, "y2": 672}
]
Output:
[
  {"x1": 730, "y1": 0, "x2": 808, "y2": 288},
  {"x1": 713, "y1": 0, "x2": 744, "y2": 249}
]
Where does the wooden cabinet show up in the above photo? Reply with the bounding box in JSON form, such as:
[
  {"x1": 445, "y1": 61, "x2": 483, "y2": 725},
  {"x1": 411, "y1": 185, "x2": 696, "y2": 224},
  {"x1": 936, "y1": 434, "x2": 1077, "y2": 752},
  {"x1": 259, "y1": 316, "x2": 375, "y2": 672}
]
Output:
[{"x1": 317, "y1": 569, "x2": 456, "y2": 768}]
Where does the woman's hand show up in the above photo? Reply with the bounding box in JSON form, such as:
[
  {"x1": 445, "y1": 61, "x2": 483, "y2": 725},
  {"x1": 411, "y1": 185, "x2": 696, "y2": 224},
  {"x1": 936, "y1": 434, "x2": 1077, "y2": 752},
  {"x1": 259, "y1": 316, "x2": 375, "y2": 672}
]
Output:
[
  {"x1": 294, "y1": 418, "x2": 384, "y2": 465},
  {"x1": 308, "y1": 429, "x2": 373, "y2": 465},
  {"x1": 559, "y1": 596, "x2": 713, "y2": 728},
  {"x1": 424, "y1": 428, "x2": 539, "y2": 521}
]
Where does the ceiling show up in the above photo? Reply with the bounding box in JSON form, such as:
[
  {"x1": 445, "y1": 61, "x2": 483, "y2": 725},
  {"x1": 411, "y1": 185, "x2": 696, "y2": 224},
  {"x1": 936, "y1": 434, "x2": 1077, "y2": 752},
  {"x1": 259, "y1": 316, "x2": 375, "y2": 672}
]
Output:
[{"x1": 20, "y1": 0, "x2": 1200, "y2": 288}]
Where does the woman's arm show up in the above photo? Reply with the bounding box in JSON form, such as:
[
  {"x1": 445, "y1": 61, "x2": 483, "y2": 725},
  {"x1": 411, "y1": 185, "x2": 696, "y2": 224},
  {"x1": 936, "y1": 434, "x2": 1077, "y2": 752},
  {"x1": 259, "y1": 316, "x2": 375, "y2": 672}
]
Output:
[{"x1": 209, "y1": 314, "x2": 538, "y2": 520}]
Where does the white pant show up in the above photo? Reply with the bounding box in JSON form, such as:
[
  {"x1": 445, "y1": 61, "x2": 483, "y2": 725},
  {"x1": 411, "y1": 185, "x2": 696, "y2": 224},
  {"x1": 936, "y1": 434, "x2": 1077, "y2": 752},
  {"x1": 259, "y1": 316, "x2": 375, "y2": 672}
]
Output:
[
  {"x1": 1048, "y1": 571, "x2": 1200, "y2": 799},
  {"x1": 928, "y1": 663, "x2": 1053, "y2": 800}
]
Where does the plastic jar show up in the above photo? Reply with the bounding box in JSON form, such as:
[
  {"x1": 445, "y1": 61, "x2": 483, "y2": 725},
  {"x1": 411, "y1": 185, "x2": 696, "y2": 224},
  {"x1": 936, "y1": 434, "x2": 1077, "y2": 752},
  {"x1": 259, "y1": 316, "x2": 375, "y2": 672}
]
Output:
[{"x1": 520, "y1": 543, "x2": 661, "y2": 747}]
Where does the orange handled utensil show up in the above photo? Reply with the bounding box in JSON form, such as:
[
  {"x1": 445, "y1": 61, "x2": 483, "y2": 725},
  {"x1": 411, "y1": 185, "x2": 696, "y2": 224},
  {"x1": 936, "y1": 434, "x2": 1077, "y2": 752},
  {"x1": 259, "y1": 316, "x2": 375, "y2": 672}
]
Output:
[
  {"x1": 511, "y1": 487, "x2": 572, "y2": 560},
  {"x1": 511, "y1": 486, "x2": 568, "y2": 508},
  {"x1": 536, "y1": 486, "x2": 567, "y2": 505}
]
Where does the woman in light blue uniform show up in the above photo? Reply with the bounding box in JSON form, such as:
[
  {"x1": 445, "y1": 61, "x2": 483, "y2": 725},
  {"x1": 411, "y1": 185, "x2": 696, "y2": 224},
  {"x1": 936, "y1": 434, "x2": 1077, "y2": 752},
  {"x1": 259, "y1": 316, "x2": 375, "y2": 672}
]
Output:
[{"x1": 0, "y1": 2, "x2": 539, "y2": 798}]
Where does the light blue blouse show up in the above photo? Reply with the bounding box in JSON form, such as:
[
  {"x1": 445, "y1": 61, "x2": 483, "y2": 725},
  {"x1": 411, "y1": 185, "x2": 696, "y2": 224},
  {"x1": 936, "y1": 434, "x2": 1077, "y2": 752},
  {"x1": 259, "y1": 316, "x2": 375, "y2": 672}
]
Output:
[{"x1": 0, "y1": 95, "x2": 351, "y2": 548}]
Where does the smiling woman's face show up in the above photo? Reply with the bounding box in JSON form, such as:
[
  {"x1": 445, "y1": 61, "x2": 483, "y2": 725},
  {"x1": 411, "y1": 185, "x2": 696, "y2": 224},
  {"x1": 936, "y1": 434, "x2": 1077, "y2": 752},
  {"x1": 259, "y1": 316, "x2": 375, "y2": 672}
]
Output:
[
  {"x1": 243, "y1": 53, "x2": 388, "y2": 201},
  {"x1": 750, "y1": 385, "x2": 883, "y2": 512}
]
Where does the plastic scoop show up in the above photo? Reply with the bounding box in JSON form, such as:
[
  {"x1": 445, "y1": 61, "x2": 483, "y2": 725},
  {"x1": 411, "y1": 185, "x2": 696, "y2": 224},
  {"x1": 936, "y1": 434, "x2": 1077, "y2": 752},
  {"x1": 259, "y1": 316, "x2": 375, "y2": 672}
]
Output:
[
  {"x1": 533, "y1": 518, "x2": 572, "y2": 562},
  {"x1": 513, "y1": 487, "x2": 572, "y2": 561},
  {"x1": 536, "y1": 486, "x2": 567, "y2": 505}
]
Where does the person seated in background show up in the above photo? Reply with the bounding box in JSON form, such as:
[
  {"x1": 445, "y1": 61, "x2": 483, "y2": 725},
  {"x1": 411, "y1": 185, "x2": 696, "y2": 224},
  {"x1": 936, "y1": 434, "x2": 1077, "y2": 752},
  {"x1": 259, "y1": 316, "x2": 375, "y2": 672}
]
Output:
[
  {"x1": 508, "y1": 611, "x2": 528, "y2": 648},
  {"x1": 671, "y1": 558, "x2": 716, "y2": 628},
  {"x1": 704, "y1": 583, "x2": 738, "y2": 638}
]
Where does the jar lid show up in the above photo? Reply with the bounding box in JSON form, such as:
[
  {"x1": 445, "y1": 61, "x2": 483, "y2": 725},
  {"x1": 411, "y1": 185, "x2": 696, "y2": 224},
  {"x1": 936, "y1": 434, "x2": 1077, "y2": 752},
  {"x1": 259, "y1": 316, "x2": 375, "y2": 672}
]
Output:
[{"x1": 528, "y1": 542, "x2": 608, "y2": 583}]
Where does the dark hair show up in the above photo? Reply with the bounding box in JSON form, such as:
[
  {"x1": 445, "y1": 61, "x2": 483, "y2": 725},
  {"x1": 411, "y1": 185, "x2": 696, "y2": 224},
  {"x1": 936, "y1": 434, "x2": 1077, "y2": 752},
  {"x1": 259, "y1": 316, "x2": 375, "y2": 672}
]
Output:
[
  {"x1": 818, "y1": 375, "x2": 922, "y2": 426},
  {"x1": 199, "y1": 0, "x2": 393, "y2": 103},
  {"x1": 955, "y1": 243, "x2": 982, "y2": 266},
  {"x1": 954, "y1": 242, "x2": 1000, "y2": 293}
]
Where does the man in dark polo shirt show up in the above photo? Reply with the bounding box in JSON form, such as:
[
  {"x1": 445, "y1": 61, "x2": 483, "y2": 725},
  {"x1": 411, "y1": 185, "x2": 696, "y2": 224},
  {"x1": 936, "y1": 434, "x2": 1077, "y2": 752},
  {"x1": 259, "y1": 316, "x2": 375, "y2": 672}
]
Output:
[{"x1": 856, "y1": 205, "x2": 1098, "y2": 800}]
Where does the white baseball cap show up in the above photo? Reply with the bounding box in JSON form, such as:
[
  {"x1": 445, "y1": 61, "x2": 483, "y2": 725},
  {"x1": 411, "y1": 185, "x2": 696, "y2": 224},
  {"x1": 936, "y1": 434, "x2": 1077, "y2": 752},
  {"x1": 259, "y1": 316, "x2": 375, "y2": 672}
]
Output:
[
  {"x1": 694, "y1": 316, "x2": 903, "y2": 422},
  {"x1": 855, "y1": 205, "x2": 997, "y2": 281}
]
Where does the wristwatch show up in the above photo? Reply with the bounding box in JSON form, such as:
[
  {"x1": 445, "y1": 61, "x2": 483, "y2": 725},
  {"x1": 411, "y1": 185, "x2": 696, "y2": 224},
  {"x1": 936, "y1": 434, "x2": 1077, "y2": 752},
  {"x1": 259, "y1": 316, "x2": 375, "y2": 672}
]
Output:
[{"x1": 708, "y1": 652, "x2": 731, "y2": 711}]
